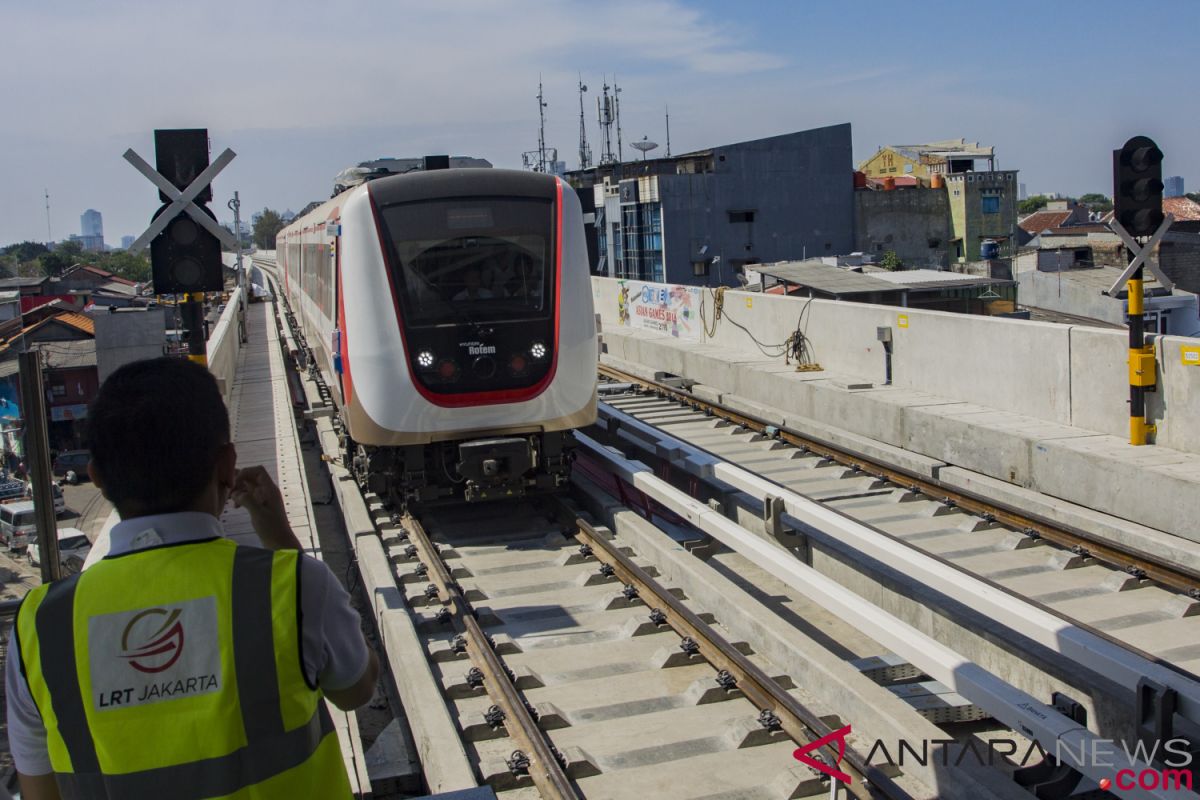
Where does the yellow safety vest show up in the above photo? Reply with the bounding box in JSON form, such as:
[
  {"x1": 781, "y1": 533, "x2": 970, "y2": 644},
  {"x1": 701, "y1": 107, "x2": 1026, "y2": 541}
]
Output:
[{"x1": 16, "y1": 537, "x2": 353, "y2": 799}]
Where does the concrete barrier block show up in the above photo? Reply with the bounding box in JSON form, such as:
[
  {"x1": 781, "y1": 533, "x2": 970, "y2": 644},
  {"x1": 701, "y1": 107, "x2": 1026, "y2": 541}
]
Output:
[
  {"x1": 1031, "y1": 437, "x2": 1200, "y2": 542},
  {"x1": 780, "y1": 410, "x2": 948, "y2": 480},
  {"x1": 937, "y1": 466, "x2": 1200, "y2": 572}
]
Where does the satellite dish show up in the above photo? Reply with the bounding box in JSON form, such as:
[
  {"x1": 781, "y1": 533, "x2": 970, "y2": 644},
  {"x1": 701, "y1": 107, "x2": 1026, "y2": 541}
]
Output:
[{"x1": 631, "y1": 136, "x2": 659, "y2": 160}]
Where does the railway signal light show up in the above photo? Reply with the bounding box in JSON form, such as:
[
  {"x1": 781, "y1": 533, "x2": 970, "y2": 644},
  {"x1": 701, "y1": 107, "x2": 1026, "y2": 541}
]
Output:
[
  {"x1": 1113, "y1": 135, "x2": 1165, "y2": 237},
  {"x1": 149, "y1": 129, "x2": 224, "y2": 294}
]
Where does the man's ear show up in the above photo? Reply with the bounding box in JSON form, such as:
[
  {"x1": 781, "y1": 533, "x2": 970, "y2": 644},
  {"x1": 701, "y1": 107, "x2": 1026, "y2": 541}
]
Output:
[{"x1": 217, "y1": 442, "x2": 238, "y2": 489}]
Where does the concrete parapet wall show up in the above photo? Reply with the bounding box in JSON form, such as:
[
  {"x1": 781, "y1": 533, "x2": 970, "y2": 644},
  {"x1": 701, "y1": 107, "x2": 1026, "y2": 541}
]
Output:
[
  {"x1": 207, "y1": 288, "x2": 244, "y2": 404},
  {"x1": 593, "y1": 277, "x2": 1200, "y2": 539},
  {"x1": 593, "y1": 277, "x2": 1200, "y2": 453}
]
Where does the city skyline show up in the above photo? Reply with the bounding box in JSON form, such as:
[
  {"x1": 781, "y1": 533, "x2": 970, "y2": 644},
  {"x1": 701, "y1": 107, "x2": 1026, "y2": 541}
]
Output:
[{"x1": 2, "y1": 0, "x2": 1197, "y2": 246}]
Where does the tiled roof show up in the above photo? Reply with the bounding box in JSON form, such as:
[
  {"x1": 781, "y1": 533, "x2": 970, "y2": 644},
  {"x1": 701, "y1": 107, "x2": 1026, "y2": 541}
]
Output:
[
  {"x1": 1018, "y1": 211, "x2": 1073, "y2": 235},
  {"x1": 1164, "y1": 196, "x2": 1200, "y2": 222}
]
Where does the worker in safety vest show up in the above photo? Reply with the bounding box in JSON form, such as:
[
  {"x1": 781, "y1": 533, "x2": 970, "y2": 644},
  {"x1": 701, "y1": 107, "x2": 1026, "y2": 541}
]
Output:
[{"x1": 6, "y1": 357, "x2": 380, "y2": 799}]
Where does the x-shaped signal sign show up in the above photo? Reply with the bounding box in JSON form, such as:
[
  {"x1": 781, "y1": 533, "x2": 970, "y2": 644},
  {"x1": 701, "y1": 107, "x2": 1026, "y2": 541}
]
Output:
[
  {"x1": 1106, "y1": 213, "x2": 1176, "y2": 296},
  {"x1": 124, "y1": 147, "x2": 239, "y2": 253}
]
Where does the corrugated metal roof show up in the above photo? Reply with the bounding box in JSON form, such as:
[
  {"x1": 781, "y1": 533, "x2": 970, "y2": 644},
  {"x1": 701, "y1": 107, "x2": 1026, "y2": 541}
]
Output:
[
  {"x1": 756, "y1": 261, "x2": 898, "y2": 296},
  {"x1": 870, "y1": 269, "x2": 1012, "y2": 289},
  {"x1": 54, "y1": 312, "x2": 95, "y2": 336}
]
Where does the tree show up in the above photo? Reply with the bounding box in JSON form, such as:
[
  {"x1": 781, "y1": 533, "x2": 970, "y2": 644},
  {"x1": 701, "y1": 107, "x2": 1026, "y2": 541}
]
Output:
[
  {"x1": 2, "y1": 241, "x2": 49, "y2": 263},
  {"x1": 1078, "y1": 193, "x2": 1113, "y2": 212},
  {"x1": 252, "y1": 209, "x2": 285, "y2": 250},
  {"x1": 1019, "y1": 195, "x2": 1050, "y2": 215},
  {"x1": 39, "y1": 250, "x2": 75, "y2": 277},
  {"x1": 880, "y1": 250, "x2": 902, "y2": 271},
  {"x1": 104, "y1": 250, "x2": 151, "y2": 283}
]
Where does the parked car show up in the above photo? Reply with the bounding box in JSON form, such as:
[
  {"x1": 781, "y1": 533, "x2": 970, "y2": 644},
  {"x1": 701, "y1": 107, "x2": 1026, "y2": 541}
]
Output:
[
  {"x1": 52, "y1": 450, "x2": 90, "y2": 480},
  {"x1": 0, "y1": 500, "x2": 36, "y2": 551},
  {"x1": 22, "y1": 482, "x2": 66, "y2": 515},
  {"x1": 28, "y1": 527, "x2": 91, "y2": 574}
]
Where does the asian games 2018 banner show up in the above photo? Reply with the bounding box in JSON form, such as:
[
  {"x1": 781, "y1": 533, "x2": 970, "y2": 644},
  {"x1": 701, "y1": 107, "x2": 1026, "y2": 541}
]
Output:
[{"x1": 616, "y1": 281, "x2": 702, "y2": 341}]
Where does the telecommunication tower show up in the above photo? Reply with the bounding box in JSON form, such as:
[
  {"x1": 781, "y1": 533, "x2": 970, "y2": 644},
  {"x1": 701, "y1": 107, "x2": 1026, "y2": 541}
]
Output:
[
  {"x1": 577, "y1": 76, "x2": 592, "y2": 170},
  {"x1": 597, "y1": 81, "x2": 617, "y2": 166}
]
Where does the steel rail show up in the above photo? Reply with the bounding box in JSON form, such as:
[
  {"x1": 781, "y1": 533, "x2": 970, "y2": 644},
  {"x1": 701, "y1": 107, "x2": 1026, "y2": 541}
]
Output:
[
  {"x1": 564, "y1": 508, "x2": 909, "y2": 800},
  {"x1": 597, "y1": 364, "x2": 1200, "y2": 596},
  {"x1": 574, "y1": 430, "x2": 1189, "y2": 800},
  {"x1": 402, "y1": 514, "x2": 580, "y2": 800}
]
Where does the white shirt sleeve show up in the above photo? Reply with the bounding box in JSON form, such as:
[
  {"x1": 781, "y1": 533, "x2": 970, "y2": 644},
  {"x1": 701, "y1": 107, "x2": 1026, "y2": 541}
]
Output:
[
  {"x1": 4, "y1": 623, "x2": 52, "y2": 775},
  {"x1": 297, "y1": 556, "x2": 371, "y2": 691}
]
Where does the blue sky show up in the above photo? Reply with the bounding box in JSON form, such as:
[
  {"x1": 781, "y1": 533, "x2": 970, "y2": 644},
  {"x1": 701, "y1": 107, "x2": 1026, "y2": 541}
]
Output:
[{"x1": 1, "y1": 0, "x2": 1196, "y2": 246}]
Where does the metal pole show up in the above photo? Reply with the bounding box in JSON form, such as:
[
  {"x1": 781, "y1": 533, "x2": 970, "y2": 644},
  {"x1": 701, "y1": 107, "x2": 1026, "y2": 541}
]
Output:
[
  {"x1": 229, "y1": 192, "x2": 247, "y2": 343},
  {"x1": 19, "y1": 352, "x2": 60, "y2": 582}
]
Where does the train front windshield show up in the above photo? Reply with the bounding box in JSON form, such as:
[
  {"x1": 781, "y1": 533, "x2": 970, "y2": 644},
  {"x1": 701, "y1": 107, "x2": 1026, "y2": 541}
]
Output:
[{"x1": 381, "y1": 198, "x2": 554, "y2": 328}]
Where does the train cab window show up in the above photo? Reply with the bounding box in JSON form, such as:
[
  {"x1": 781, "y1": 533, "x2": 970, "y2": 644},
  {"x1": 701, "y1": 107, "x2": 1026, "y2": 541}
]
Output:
[{"x1": 379, "y1": 198, "x2": 554, "y2": 328}]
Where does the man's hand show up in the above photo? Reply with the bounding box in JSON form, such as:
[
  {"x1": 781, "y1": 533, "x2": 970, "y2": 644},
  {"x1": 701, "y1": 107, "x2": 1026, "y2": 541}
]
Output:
[{"x1": 231, "y1": 466, "x2": 302, "y2": 551}]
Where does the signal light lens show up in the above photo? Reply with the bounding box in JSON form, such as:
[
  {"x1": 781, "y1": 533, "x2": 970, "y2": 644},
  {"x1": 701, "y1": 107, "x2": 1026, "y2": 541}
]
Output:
[
  {"x1": 509, "y1": 354, "x2": 528, "y2": 374},
  {"x1": 437, "y1": 359, "x2": 459, "y2": 380},
  {"x1": 530, "y1": 342, "x2": 546, "y2": 360},
  {"x1": 417, "y1": 350, "x2": 434, "y2": 369}
]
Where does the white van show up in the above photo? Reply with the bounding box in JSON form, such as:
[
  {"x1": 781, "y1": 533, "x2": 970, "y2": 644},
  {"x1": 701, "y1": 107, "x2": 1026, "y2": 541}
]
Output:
[{"x1": 0, "y1": 500, "x2": 36, "y2": 551}]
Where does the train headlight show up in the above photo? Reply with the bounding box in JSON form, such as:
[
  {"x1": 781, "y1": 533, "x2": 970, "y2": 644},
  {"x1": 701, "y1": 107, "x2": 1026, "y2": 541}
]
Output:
[
  {"x1": 417, "y1": 350, "x2": 434, "y2": 369},
  {"x1": 530, "y1": 342, "x2": 547, "y2": 360}
]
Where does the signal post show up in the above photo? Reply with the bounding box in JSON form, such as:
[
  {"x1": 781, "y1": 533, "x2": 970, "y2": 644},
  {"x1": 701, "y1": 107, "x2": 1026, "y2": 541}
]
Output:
[
  {"x1": 1107, "y1": 135, "x2": 1174, "y2": 446},
  {"x1": 126, "y1": 128, "x2": 238, "y2": 366}
]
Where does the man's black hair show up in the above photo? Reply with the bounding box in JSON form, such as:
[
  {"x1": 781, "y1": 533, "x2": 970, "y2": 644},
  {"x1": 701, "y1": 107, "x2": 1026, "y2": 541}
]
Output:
[{"x1": 87, "y1": 357, "x2": 230, "y2": 516}]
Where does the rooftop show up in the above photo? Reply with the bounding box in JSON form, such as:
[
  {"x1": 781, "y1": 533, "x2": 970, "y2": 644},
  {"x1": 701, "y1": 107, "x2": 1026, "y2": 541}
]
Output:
[
  {"x1": 1164, "y1": 196, "x2": 1200, "y2": 222},
  {"x1": 869, "y1": 269, "x2": 1014, "y2": 290},
  {"x1": 1019, "y1": 210, "x2": 1076, "y2": 236},
  {"x1": 756, "y1": 261, "x2": 900, "y2": 297}
]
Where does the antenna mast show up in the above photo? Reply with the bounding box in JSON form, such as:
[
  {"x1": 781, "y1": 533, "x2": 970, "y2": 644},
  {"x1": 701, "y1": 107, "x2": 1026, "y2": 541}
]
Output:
[
  {"x1": 613, "y1": 78, "x2": 624, "y2": 163},
  {"x1": 536, "y1": 76, "x2": 549, "y2": 173},
  {"x1": 665, "y1": 106, "x2": 671, "y2": 158},
  {"x1": 577, "y1": 76, "x2": 592, "y2": 170},
  {"x1": 44, "y1": 189, "x2": 52, "y2": 242},
  {"x1": 597, "y1": 80, "x2": 616, "y2": 166}
]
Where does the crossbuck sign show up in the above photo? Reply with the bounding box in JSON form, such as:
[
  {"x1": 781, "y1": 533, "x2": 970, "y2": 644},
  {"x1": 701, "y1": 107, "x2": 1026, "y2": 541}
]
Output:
[
  {"x1": 124, "y1": 147, "x2": 239, "y2": 253},
  {"x1": 1105, "y1": 213, "x2": 1176, "y2": 296}
]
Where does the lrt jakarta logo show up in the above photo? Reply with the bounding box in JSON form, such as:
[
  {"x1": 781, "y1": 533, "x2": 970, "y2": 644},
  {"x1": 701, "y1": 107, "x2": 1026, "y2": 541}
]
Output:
[
  {"x1": 793, "y1": 724, "x2": 853, "y2": 783},
  {"x1": 120, "y1": 608, "x2": 185, "y2": 674}
]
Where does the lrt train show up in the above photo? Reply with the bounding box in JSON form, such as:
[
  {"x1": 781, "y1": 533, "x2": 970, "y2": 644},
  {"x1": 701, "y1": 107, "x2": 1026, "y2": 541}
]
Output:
[{"x1": 276, "y1": 168, "x2": 596, "y2": 506}]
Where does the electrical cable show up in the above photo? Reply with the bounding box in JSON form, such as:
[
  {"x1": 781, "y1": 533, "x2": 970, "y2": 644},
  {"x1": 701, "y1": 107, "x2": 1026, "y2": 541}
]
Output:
[{"x1": 700, "y1": 286, "x2": 822, "y2": 370}]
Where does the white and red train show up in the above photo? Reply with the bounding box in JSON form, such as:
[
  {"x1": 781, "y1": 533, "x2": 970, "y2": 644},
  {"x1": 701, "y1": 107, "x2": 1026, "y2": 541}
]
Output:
[{"x1": 277, "y1": 168, "x2": 596, "y2": 504}]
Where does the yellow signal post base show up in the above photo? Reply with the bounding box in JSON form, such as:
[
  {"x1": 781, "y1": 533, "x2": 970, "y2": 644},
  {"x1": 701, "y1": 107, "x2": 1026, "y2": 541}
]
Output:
[{"x1": 1129, "y1": 417, "x2": 1156, "y2": 447}]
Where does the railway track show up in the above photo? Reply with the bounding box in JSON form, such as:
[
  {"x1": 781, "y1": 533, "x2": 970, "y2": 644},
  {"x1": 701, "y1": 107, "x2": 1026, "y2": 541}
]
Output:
[
  {"x1": 257, "y1": 258, "x2": 1197, "y2": 799},
  {"x1": 593, "y1": 366, "x2": 1200, "y2": 679}
]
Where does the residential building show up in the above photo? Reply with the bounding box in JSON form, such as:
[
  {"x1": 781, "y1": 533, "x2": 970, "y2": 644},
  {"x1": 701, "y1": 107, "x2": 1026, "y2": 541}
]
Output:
[
  {"x1": 856, "y1": 139, "x2": 1019, "y2": 266},
  {"x1": 120, "y1": 235, "x2": 135, "y2": 249},
  {"x1": 855, "y1": 185, "x2": 951, "y2": 267},
  {"x1": 858, "y1": 140, "x2": 995, "y2": 181},
  {"x1": 0, "y1": 310, "x2": 98, "y2": 451},
  {"x1": 944, "y1": 169, "x2": 1020, "y2": 262},
  {"x1": 1165, "y1": 176, "x2": 1185, "y2": 198},
  {"x1": 1017, "y1": 199, "x2": 1092, "y2": 245},
  {"x1": 569, "y1": 124, "x2": 855, "y2": 286}
]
